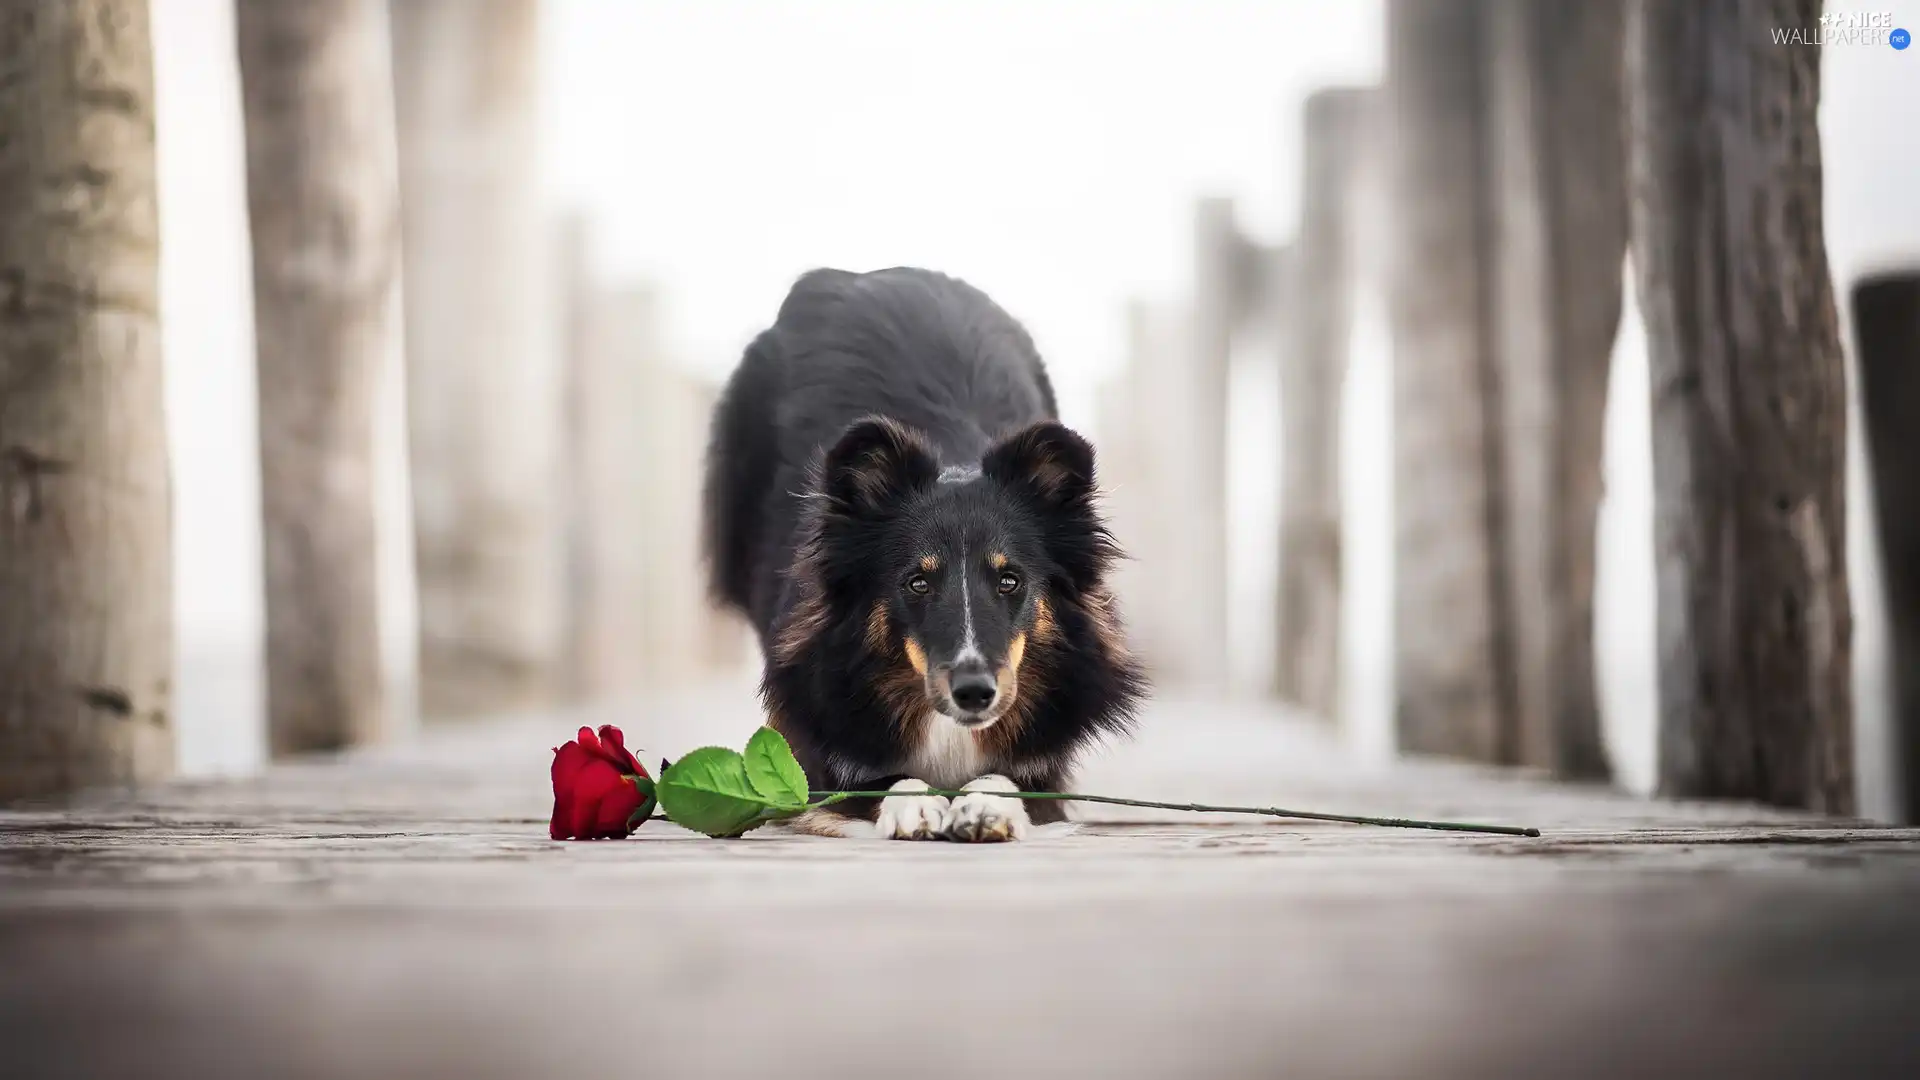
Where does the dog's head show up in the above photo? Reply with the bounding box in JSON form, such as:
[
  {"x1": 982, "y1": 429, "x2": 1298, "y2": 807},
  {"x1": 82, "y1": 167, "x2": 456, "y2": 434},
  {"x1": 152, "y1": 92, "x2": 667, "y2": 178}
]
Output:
[{"x1": 791, "y1": 415, "x2": 1116, "y2": 730}]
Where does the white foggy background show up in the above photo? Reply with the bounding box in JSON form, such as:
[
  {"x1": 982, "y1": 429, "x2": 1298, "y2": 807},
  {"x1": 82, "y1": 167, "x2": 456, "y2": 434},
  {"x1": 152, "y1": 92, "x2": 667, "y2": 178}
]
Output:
[{"x1": 152, "y1": 0, "x2": 1916, "y2": 818}]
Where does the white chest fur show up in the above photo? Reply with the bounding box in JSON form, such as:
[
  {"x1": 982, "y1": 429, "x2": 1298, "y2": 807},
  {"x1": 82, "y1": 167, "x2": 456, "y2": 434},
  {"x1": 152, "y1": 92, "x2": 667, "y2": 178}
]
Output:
[{"x1": 907, "y1": 712, "x2": 988, "y2": 790}]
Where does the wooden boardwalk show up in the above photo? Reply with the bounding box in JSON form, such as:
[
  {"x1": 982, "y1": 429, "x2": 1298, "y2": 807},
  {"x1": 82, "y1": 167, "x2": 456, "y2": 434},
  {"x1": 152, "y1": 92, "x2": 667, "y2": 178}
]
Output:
[{"x1": 3, "y1": 684, "x2": 1918, "y2": 1079}]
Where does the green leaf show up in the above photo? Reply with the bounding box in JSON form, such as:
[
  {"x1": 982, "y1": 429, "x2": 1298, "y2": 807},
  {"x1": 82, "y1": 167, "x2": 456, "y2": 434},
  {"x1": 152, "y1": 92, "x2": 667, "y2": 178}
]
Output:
[
  {"x1": 743, "y1": 726, "x2": 810, "y2": 808},
  {"x1": 657, "y1": 746, "x2": 805, "y2": 837}
]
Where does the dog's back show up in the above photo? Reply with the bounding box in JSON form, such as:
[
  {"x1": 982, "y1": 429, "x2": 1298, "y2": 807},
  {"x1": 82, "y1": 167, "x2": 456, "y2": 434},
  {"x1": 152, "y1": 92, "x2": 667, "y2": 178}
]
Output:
[{"x1": 703, "y1": 267, "x2": 1060, "y2": 641}]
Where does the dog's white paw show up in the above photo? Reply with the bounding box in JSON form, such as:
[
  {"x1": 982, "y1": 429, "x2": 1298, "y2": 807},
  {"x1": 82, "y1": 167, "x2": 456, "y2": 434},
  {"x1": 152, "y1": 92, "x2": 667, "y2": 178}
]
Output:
[
  {"x1": 943, "y1": 774, "x2": 1029, "y2": 843},
  {"x1": 875, "y1": 778, "x2": 950, "y2": 840}
]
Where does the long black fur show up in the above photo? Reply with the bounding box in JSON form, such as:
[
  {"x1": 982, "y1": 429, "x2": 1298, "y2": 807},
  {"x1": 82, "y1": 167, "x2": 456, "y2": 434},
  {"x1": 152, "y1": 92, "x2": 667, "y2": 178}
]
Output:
[{"x1": 702, "y1": 267, "x2": 1145, "y2": 820}]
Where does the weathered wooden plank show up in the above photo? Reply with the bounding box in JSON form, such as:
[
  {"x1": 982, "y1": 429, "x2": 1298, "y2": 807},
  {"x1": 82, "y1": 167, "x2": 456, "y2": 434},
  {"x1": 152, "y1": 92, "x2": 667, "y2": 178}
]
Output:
[
  {"x1": 0, "y1": 1, "x2": 173, "y2": 800},
  {"x1": 2, "y1": 694, "x2": 1917, "y2": 1079},
  {"x1": 1485, "y1": 0, "x2": 1625, "y2": 780},
  {"x1": 236, "y1": 0, "x2": 397, "y2": 756},
  {"x1": 1627, "y1": 0, "x2": 1853, "y2": 811}
]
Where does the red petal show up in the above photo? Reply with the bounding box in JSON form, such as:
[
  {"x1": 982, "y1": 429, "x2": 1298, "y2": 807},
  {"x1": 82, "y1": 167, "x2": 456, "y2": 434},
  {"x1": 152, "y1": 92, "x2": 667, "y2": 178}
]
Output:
[
  {"x1": 550, "y1": 741, "x2": 598, "y2": 839},
  {"x1": 552, "y1": 740, "x2": 592, "y2": 786},
  {"x1": 569, "y1": 760, "x2": 630, "y2": 839},
  {"x1": 590, "y1": 775, "x2": 647, "y2": 838},
  {"x1": 596, "y1": 724, "x2": 646, "y2": 776}
]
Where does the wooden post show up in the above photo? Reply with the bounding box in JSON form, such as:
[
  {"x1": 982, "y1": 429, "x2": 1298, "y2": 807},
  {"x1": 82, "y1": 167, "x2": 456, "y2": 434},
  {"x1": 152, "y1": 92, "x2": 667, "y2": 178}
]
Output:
[
  {"x1": 0, "y1": 1, "x2": 173, "y2": 799},
  {"x1": 1485, "y1": 0, "x2": 1625, "y2": 780},
  {"x1": 573, "y1": 285, "x2": 652, "y2": 699},
  {"x1": 639, "y1": 362, "x2": 721, "y2": 687},
  {"x1": 554, "y1": 214, "x2": 594, "y2": 702},
  {"x1": 389, "y1": 0, "x2": 562, "y2": 718},
  {"x1": 1186, "y1": 197, "x2": 1238, "y2": 694},
  {"x1": 1628, "y1": 0, "x2": 1853, "y2": 812},
  {"x1": 236, "y1": 0, "x2": 397, "y2": 755},
  {"x1": 1098, "y1": 301, "x2": 1179, "y2": 685},
  {"x1": 1385, "y1": 0, "x2": 1514, "y2": 762},
  {"x1": 1275, "y1": 87, "x2": 1370, "y2": 723},
  {"x1": 1851, "y1": 272, "x2": 1920, "y2": 821},
  {"x1": 557, "y1": 245, "x2": 742, "y2": 700}
]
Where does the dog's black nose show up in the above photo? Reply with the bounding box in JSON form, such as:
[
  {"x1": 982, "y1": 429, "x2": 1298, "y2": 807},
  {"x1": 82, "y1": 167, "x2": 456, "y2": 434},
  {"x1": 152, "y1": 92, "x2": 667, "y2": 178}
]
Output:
[{"x1": 950, "y1": 670, "x2": 998, "y2": 714}]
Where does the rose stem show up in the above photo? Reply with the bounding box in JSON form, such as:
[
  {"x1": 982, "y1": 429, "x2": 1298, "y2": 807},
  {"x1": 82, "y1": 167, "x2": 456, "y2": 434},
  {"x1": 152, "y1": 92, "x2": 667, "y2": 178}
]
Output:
[{"x1": 804, "y1": 790, "x2": 1541, "y2": 838}]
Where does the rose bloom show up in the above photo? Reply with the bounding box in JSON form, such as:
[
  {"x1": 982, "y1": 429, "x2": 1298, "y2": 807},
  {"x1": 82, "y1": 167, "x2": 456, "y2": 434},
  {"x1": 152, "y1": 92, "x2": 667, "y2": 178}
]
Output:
[{"x1": 550, "y1": 724, "x2": 656, "y2": 840}]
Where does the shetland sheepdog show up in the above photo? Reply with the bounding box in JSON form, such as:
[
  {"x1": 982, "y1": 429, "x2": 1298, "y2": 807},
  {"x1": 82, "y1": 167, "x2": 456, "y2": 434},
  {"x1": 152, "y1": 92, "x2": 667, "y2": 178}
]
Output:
[{"x1": 701, "y1": 267, "x2": 1145, "y2": 841}]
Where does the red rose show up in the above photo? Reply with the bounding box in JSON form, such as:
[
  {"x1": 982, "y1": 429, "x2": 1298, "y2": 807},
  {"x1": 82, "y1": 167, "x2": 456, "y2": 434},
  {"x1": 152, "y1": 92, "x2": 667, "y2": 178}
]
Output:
[{"x1": 550, "y1": 724, "x2": 657, "y2": 840}]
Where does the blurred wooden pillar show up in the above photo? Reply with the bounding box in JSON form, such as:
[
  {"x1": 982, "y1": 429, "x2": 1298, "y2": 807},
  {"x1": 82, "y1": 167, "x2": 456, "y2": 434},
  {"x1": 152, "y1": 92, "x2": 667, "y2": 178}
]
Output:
[
  {"x1": 639, "y1": 369, "x2": 724, "y2": 685},
  {"x1": 1275, "y1": 87, "x2": 1370, "y2": 723},
  {"x1": 0, "y1": 0, "x2": 173, "y2": 800},
  {"x1": 554, "y1": 214, "x2": 597, "y2": 701},
  {"x1": 390, "y1": 0, "x2": 562, "y2": 718},
  {"x1": 1628, "y1": 0, "x2": 1852, "y2": 812},
  {"x1": 1184, "y1": 197, "x2": 1250, "y2": 694},
  {"x1": 236, "y1": 0, "x2": 397, "y2": 755},
  {"x1": 555, "y1": 214, "x2": 746, "y2": 700},
  {"x1": 1386, "y1": 0, "x2": 1514, "y2": 762},
  {"x1": 1102, "y1": 206, "x2": 1265, "y2": 695},
  {"x1": 1851, "y1": 272, "x2": 1920, "y2": 821},
  {"x1": 1485, "y1": 0, "x2": 1624, "y2": 780},
  {"x1": 566, "y1": 276, "x2": 654, "y2": 700},
  {"x1": 1100, "y1": 301, "x2": 1180, "y2": 682}
]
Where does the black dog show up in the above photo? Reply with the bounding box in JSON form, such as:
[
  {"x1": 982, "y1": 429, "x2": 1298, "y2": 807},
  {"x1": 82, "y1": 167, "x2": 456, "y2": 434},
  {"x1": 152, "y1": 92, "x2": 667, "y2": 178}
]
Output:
[{"x1": 702, "y1": 267, "x2": 1144, "y2": 841}]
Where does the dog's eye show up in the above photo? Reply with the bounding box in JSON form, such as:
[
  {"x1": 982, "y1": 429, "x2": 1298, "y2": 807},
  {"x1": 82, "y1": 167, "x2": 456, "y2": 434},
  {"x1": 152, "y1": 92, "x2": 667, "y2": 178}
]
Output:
[
  {"x1": 905, "y1": 574, "x2": 931, "y2": 596},
  {"x1": 997, "y1": 572, "x2": 1020, "y2": 595}
]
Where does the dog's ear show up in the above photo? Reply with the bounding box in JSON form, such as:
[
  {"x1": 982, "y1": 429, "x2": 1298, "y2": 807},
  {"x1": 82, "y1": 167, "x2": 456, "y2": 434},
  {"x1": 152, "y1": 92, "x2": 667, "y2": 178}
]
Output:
[
  {"x1": 822, "y1": 417, "x2": 939, "y2": 518},
  {"x1": 982, "y1": 421, "x2": 1096, "y2": 510}
]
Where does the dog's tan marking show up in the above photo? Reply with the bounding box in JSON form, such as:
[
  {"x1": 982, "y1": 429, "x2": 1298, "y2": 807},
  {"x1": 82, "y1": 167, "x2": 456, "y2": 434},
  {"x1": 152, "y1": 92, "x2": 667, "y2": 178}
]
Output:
[
  {"x1": 919, "y1": 555, "x2": 940, "y2": 572},
  {"x1": 903, "y1": 636, "x2": 929, "y2": 675},
  {"x1": 1032, "y1": 594, "x2": 1057, "y2": 642},
  {"x1": 978, "y1": 626, "x2": 1049, "y2": 761},
  {"x1": 866, "y1": 599, "x2": 891, "y2": 653},
  {"x1": 989, "y1": 552, "x2": 1007, "y2": 570},
  {"x1": 874, "y1": 661, "x2": 929, "y2": 735},
  {"x1": 773, "y1": 586, "x2": 829, "y2": 664},
  {"x1": 977, "y1": 691, "x2": 1030, "y2": 760},
  {"x1": 1084, "y1": 586, "x2": 1132, "y2": 662}
]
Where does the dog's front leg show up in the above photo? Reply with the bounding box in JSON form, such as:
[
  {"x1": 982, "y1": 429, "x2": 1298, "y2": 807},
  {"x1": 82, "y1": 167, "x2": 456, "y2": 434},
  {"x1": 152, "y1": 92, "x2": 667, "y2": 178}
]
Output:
[
  {"x1": 943, "y1": 774, "x2": 1029, "y2": 842},
  {"x1": 874, "y1": 778, "x2": 951, "y2": 840},
  {"x1": 784, "y1": 777, "x2": 950, "y2": 839}
]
